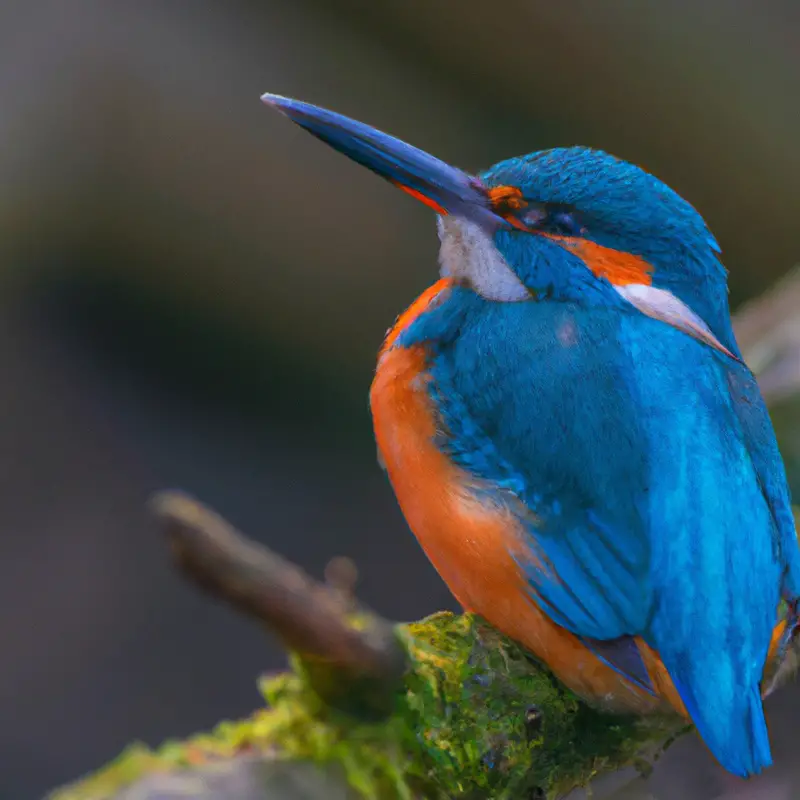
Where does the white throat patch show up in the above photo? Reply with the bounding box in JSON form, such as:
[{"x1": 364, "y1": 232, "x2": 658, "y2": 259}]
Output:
[{"x1": 437, "y1": 216, "x2": 530, "y2": 302}]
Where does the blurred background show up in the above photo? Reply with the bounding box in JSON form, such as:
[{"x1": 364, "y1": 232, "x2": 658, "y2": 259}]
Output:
[{"x1": 0, "y1": 2, "x2": 798, "y2": 798}]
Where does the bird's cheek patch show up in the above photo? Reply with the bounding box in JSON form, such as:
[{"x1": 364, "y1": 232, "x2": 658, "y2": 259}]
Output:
[{"x1": 546, "y1": 235, "x2": 655, "y2": 287}]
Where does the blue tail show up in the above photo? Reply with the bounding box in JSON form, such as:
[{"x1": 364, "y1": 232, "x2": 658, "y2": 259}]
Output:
[{"x1": 669, "y1": 662, "x2": 772, "y2": 777}]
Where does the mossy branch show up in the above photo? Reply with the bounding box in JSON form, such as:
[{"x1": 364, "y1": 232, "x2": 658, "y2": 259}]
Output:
[
  {"x1": 48, "y1": 273, "x2": 800, "y2": 800},
  {"x1": 50, "y1": 492, "x2": 684, "y2": 800}
]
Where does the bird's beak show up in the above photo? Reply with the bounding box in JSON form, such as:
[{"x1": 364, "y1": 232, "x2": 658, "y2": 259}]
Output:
[{"x1": 261, "y1": 93, "x2": 509, "y2": 230}]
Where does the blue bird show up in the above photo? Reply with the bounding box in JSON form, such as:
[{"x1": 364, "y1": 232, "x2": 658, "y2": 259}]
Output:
[{"x1": 262, "y1": 93, "x2": 800, "y2": 778}]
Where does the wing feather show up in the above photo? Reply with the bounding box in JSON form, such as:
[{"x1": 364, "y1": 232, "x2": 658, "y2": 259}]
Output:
[{"x1": 433, "y1": 298, "x2": 788, "y2": 775}]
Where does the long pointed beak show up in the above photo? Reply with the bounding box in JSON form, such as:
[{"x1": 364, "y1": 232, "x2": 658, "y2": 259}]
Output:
[{"x1": 261, "y1": 93, "x2": 508, "y2": 230}]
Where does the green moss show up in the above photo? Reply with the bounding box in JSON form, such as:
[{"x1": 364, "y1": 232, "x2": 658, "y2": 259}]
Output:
[
  {"x1": 400, "y1": 613, "x2": 682, "y2": 798},
  {"x1": 50, "y1": 613, "x2": 685, "y2": 800}
]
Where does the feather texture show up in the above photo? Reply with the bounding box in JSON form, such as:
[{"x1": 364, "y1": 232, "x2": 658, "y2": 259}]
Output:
[{"x1": 396, "y1": 285, "x2": 794, "y2": 776}]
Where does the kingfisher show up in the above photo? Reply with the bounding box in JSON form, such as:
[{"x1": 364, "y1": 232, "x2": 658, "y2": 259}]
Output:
[{"x1": 261, "y1": 93, "x2": 800, "y2": 778}]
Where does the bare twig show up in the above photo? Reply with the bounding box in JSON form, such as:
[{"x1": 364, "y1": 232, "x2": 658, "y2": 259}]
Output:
[
  {"x1": 149, "y1": 491, "x2": 407, "y2": 690},
  {"x1": 733, "y1": 266, "x2": 800, "y2": 404}
]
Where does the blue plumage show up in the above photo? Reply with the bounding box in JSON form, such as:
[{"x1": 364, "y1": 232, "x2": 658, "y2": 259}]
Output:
[
  {"x1": 260, "y1": 94, "x2": 799, "y2": 778},
  {"x1": 406, "y1": 288, "x2": 790, "y2": 776},
  {"x1": 398, "y1": 147, "x2": 799, "y2": 776}
]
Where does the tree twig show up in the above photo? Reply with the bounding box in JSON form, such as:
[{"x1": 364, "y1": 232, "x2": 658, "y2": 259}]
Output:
[
  {"x1": 150, "y1": 491, "x2": 406, "y2": 691},
  {"x1": 734, "y1": 266, "x2": 800, "y2": 404}
]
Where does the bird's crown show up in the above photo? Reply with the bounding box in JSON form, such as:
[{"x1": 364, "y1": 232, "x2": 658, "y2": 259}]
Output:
[{"x1": 481, "y1": 147, "x2": 724, "y2": 281}]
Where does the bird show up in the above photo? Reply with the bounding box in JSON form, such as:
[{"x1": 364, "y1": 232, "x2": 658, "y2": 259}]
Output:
[{"x1": 261, "y1": 92, "x2": 800, "y2": 778}]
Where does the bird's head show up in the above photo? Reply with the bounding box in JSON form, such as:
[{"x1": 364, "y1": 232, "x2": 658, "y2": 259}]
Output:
[{"x1": 262, "y1": 94, "x2": 738, "y2": 359}]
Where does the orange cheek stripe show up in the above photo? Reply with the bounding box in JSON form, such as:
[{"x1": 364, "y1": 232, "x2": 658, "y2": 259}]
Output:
[
  {"x1": 392, "y1": 182, "x2": 449, "y2": 215},
  {"x1": 546, "y1": 235, "x2": 654, "y2": 286}
]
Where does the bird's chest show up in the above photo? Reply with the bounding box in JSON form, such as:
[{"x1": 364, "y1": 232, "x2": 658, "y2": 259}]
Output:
[
  {"x1": 370, "y1": 342, "x2": 516, "y2": 608},
  {"x1": 369, "y1": 285, "x2": 533, "y2": 611},
  {"x1": 370, "y1": 294, "x2": 668, "y2": 713},
  {"x1": 370, "y1": 290, "x2": 642, "y2": 601}
]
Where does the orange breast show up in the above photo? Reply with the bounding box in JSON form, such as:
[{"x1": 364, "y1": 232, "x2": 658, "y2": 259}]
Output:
[{"x1": 370, "y1": 280, "x2": 665, "y2": 714}]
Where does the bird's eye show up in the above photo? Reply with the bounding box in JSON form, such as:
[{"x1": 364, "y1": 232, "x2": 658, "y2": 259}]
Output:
[
  {"x1": 521, "y1": 204, "x2": 584, "y2": 237},
  {"x1": 521, "y1": 206, "x2": 548, "y2": 228},
  {"x1": 549, "y1": 210, "x2": 584, "y2": 236}
]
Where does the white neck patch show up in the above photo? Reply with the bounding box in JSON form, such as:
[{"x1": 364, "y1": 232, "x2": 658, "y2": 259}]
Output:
[
  {"x1": 615, "y1": 283, "x2": 737, "y2": 360},
  {"x1": 437, "y1": 216, "x2": 530, "y2": 302}
]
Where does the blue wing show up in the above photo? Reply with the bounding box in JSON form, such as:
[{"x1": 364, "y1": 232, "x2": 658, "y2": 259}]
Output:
[
  {"x1": 724, "y1": 360, "x2": 800, "y2": 602},
  {"x1": 428, "y1": 296, "x2": 654, "y2": 642},
  {"x1": 615, "y1": 314, "x2": 781, "y2": 776},
  {"x1": 424, "y1": 290, "x2": 791, "y2": 776}
]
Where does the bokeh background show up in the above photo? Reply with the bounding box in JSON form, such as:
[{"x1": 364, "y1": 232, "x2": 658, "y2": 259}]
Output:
[{"x1": 1, "y1": 2, "x2": 799, "y2": 798}]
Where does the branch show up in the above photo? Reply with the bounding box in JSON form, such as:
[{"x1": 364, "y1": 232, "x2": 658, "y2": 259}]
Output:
[
  {"x1": 151, "y1": 492, "x2": 406, "y2": 713},
  {"x1": 734, "y1": 266, "x2": 800, "y2": 405}
]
